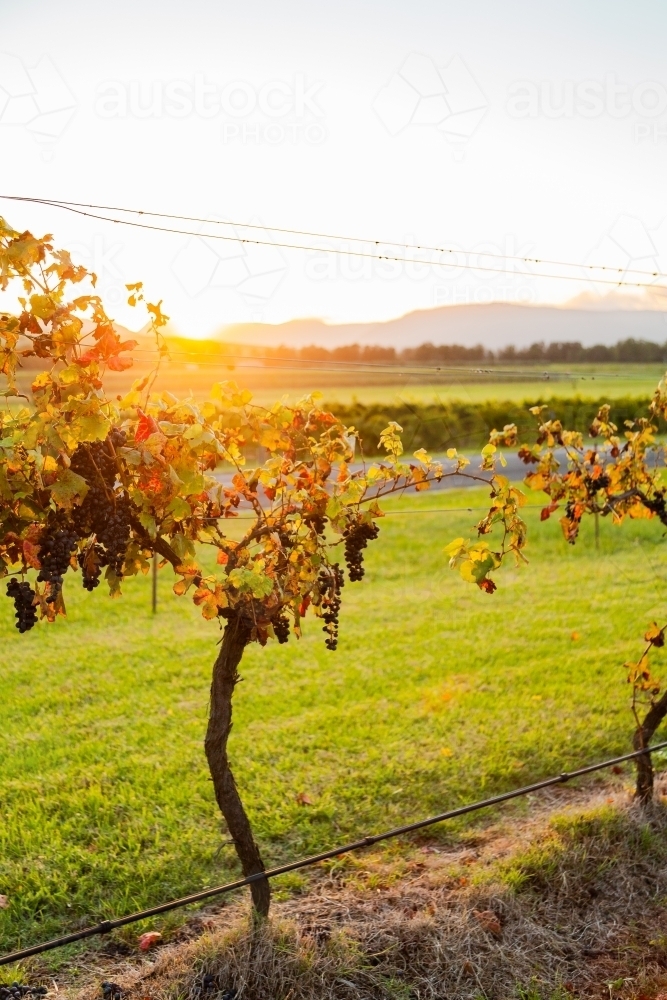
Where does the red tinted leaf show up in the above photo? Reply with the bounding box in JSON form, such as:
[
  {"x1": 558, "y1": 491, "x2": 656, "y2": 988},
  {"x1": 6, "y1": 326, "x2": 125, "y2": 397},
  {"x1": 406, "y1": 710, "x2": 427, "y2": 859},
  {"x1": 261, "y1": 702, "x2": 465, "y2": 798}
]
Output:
[
  {"x1": 107, "y1": 354, "x2": 133, "y2": 372},
  {"x1": 138, "y1": 931, "x2": 162, "y2": 951},
  {"x1": 478, "y1": 578, "x2": 497, "y2": 594},
  {"x1": 78, "y1": 349, "x2": 99, "y2": 366},
  {"x1": 135, "y1": 409, "x2": 159, "y2": 442}
]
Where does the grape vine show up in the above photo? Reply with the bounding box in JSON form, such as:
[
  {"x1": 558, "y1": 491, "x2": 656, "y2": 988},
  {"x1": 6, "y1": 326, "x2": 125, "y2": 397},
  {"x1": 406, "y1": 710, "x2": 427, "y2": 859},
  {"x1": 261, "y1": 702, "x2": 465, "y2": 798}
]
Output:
[{"x1": 0, "y1": 217, "x2": 531, "y2": 919}]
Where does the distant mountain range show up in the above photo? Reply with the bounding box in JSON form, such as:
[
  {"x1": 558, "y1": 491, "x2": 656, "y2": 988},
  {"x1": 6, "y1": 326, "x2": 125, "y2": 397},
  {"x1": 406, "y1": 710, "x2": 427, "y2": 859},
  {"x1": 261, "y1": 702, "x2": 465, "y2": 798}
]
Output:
[{"x1": 217, "y1": 303, "x2": 667, "y2": 352}]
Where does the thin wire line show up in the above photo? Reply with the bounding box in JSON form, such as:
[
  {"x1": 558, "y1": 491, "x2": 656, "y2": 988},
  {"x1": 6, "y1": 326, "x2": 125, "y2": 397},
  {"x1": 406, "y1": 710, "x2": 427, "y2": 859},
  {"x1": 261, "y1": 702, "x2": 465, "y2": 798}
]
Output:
[
  {"x1": 218, "y1": 506, "x2": 545, "y2": 519},
  {"x1": 6, "y1": 194, "x2": 667, "y2": 281},
  {"x1": 1, "y1": 739, "x2": 664, "y2": 967},
  {"x1": 7, "y1": 196, "x2": 667, "y2": 293},
  {"x1": 139, "y1": 348, "x2": 503, "y2": 373}
]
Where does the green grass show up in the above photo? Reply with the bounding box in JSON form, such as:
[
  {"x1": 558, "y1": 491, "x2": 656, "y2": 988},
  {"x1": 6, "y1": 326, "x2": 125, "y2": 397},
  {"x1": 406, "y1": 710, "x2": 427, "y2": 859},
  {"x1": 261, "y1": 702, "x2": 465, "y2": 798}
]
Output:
[
  {"x1": 1, "y1": 487, "x2": 667, "y2": 956},
  {"x1": 241, "y1": 373, "x2": 665, "y2": 408},
  {"x1": 317, "y1": 367, "x2": 667, "y2": 407}
]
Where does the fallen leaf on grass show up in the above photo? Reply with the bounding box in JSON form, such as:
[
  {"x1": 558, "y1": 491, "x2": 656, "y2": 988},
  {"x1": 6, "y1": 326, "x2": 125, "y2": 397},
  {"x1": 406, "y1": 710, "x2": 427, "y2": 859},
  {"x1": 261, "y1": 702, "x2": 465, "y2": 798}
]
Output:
[
  {"x1": 0, "y1": 895, "x2": 8, "y2": 909},
  {"x1": 472, "y1": 909, "x2": 502, "y2": 936},
  {"x1": 296, "y1": 792, "x2": 313, "y2": 806},
  {"x1": 137, "y1": 931, "x2": 162, "y2": 951}
]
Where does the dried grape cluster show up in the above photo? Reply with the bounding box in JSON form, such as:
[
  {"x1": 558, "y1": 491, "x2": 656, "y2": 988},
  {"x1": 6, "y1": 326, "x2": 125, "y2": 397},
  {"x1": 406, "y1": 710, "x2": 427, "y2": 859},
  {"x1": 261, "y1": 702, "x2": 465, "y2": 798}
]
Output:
[
  {"x1": 70, "y1": 432, "x2": 131, "y2": 577},
  {"x1": 193, "y1": 975, "x2": 237, "y2": 1000},
  {"x1": 318, "y1": 563, "x2": 344, "y2": 650},
  {"x1": 343, "y1": 520, "x2": 379, "y2": 582},
  {"x1": 6, "y1": 577, "x2": 38, "y2": 633},
  {"x1": 101, "y1": 983, "x2": 123, "y2": 1000},
  {"x1": 0, "y1": 985, "x2": 48, "y2": 999}
]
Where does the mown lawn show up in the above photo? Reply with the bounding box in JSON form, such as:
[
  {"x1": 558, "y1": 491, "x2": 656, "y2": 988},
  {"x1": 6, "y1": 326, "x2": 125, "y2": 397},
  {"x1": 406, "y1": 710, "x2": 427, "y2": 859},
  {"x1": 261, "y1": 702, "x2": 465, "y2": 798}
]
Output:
[{"x1": 1, "y1": 487, "x2": 667, "y2": 956}]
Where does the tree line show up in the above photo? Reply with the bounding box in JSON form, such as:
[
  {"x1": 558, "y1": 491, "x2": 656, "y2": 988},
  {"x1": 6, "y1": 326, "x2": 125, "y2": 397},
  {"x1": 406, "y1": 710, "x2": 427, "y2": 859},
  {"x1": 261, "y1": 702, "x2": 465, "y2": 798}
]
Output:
[{"x1": 218, "y1": 338, "x2": 667, "y2": 365}]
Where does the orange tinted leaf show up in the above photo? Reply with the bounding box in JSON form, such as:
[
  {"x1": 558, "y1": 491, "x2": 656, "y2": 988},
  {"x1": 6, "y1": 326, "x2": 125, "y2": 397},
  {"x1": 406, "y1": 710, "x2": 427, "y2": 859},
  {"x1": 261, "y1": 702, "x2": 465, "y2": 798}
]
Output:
[
  {"x1": 23, "y1": 540, "x2": 41, "y2": 569},
  {"x1": 645, "y1": 622, "x2": 665, "y2": 647}
]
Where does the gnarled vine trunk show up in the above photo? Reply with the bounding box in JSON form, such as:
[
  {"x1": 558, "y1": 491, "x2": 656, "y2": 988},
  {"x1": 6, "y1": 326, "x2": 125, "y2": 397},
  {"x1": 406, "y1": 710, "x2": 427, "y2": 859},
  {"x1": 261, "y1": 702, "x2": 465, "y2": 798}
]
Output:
[
  {"x1": 204, "y1": 616, "x2": 271, "y2": 916},
  {"x1": 633, "y1": 690, "x2": 667, "y2": 805}
]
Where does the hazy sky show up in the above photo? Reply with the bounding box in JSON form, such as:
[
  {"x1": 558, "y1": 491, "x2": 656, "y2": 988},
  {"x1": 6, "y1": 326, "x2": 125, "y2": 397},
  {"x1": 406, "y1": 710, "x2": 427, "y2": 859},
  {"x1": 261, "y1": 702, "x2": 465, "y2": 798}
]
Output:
[{"x1": 2, "y1": 0, "x2": 667, "y2": 337}]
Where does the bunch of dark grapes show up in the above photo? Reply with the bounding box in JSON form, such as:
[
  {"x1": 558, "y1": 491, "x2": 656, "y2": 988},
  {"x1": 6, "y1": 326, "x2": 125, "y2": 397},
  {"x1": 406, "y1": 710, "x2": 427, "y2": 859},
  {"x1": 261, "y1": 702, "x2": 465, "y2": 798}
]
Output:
[
  {"x1": 79, "y1": 543, "x2": 108, "y2": 591},
  {"x1": 318, "y1": 563, "x2": 344, "y2": 650},
  {"x1": 273, "y1": 613, "x2": 291, "y2": 644},
  {"x1": 6, "y1": 578, "x2": 38, "y2": 632},
  {"x1": 95, "y1": 494, "x2": 132, "y2": 576},
  {"x1": 70, "y1": 433, "x2": 131, "y2": 577},
  {"x1": 36, "y1": 522, "x2": 79, "y2": 600},
  {"x1": 306, "y1": 512, "x2": 326, "y2": 536},
  {"x1": 643, "y1": 488, "x2": 667, "y2": 527},
  {"x1": 343, "y1": 520, "x2": 379, "y2": 582}
]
